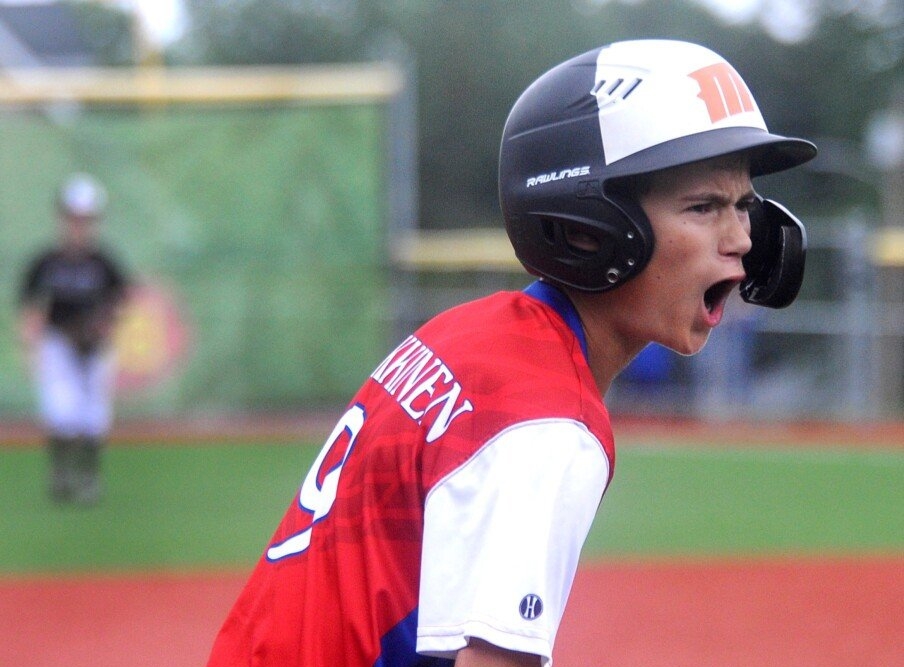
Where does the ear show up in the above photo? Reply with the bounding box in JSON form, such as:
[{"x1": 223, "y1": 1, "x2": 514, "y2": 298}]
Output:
[{"x1": 740, "y1": 196, "x2": 807, "y2": 308}]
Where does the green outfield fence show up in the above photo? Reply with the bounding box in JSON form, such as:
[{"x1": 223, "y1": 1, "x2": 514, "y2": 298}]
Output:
[{"x1": 0, "y1": 64, "x2": 409, "y2": 418}]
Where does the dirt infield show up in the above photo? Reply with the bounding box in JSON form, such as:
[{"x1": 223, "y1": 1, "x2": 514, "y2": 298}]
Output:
[
  {"x1": 0, "y1": 571, "x2": 242, "y2": 667},
  {"x1": 559, "y1": 556, "x2": 903, "y2": 666},
  {"x1": 2, "y1": 556, "x2": 901, "y2": 667}
]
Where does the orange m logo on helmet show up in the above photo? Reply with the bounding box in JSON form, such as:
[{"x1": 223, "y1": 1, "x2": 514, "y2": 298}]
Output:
[{"x1": 689, "y1": 62, "x2": 755, "y2": 123}]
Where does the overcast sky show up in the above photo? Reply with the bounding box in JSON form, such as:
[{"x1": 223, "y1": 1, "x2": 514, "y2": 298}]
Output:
[
  {"x1": 128, "y1": 0, "x2": 823, "y2": 45},
  {"x1": 0, "y1": 0, "x2": 838, "y2": 46}
]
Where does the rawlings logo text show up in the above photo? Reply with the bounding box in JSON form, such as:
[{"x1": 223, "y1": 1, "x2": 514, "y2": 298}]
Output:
[{"x1": 526, "y1": 166, "x2": 590, "y2": 188}]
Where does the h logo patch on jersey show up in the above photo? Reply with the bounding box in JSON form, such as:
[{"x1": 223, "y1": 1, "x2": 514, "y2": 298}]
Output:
[{"x1": 519, "y1": 594, "x2": 544, "y2": 620}]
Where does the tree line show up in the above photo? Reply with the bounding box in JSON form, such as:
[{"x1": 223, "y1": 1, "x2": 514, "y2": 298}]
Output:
[{"x1": 74, "y1": 0, "x2": 903, "y2": 229}]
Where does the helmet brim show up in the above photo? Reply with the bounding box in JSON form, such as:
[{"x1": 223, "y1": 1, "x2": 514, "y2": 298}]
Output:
[{"x1": 602, "y1": 126, "x2": 817, "y2": 181}]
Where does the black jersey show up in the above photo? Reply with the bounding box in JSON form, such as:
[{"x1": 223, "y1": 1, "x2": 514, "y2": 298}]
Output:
[{"x1": 19, "y1": 248, "x2": 128, "y2": 350}]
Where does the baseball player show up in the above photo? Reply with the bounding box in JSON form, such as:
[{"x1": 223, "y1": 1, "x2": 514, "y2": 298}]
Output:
[
  {"x1": 207, "y1": 40, "x2": 815, "y2": 666},
  {"x1": 18, "y1": 173, "x2": 130, "y2": 505}
]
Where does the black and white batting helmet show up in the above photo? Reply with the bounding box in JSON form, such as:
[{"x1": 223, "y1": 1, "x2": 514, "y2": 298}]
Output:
[{"x1": 499, "y1": 39, "x2": 817, "y2": 307}]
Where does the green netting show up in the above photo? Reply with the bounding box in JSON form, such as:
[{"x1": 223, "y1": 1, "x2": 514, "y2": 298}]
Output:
[{"x1": 0, "y1": 101, "x2": 390, "y2": 416}]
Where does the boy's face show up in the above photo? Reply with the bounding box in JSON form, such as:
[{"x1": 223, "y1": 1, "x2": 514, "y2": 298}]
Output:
[{"x1": 609, "y1": 156, "x2": 754, "y2": 356}]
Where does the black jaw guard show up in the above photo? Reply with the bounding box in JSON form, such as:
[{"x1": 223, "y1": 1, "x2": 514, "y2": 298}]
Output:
[{"x1": 740, "y1": 196, "x2": 807, "y2": 309}]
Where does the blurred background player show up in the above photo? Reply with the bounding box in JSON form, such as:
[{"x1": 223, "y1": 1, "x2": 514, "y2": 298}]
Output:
[{"x1": 18, "y1": 173, "x2": 131, "y2": 506}]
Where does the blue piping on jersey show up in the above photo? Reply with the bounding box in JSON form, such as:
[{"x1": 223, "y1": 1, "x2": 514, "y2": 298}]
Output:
[
  {"x1": 373, "y1": 607, "x2": 453, "y2": 667},
  {"x1": 524, "y1": 280, "x2": 589, "y2": 360}
]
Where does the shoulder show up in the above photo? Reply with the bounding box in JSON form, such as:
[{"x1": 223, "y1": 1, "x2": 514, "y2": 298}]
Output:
[
  {"x1": 398, "y1": 292, "x2": 613, "y2": 486},
  {"x1": 418, "y1": 290, "x2": 582, "y2": 374},
  {"x1": 425, "y1": 417, "x2": 612, "y2": 518},
  {"x1": 20, "y1": 249, "x2": 61, "y2": 283},
  {"x1": 421, "y1": 290, "x2": 605, "y2": 424},
  {"x1": 89, "y1": 247, "x2": 124, "y2": 266},
  {"x1": 423, "y1": 289, "x2": 564, "y2": 335},
  {"x1": 24, "y1": 247, "x2": 59, "y2": 267}
]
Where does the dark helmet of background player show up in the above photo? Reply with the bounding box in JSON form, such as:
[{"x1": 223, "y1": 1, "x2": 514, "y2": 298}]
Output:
[
  {"x1": 57, "y1": 173, "x2": 108, "y2": 219},
  {"x1": 498, "y1": 39, "x2": 817, "y2": 308}
]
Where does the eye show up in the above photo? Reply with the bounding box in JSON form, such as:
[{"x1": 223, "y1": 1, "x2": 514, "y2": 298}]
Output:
[
  {"x1": 686, "y1": 202, "x2": 713, "y2": 214},
  {"x1": 736, "y1": 197, "x2": 756, "y2": 213}
]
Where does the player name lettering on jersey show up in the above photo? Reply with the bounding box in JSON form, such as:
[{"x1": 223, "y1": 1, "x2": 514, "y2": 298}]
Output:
[{"x1": 370, "y1": 335, "x2": 474, "y2": 443}]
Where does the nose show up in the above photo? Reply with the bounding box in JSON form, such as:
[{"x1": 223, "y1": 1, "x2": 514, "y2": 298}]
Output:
[{"x1": 721, "y1": 209, "x2": 753, "y2": 258}]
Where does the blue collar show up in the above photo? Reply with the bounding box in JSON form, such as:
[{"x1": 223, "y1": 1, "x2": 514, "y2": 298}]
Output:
[{"x1": 523, "y1": 280, "x2": 589, "y2": 359}]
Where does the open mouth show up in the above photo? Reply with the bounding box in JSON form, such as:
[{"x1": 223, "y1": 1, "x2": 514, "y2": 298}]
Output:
[{"x1": 704, "y1": 279, "x2": 737, "y2": 315}]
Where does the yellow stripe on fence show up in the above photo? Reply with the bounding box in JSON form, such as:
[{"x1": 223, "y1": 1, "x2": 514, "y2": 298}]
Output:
[
  {"x1": 0, "y1": 63, "x2": 404, "y2": 106},
  {"x1": 874, "y1": 227, "x2": 904, "y2": 267},
  {"x1": 391, "y1": 229, "x2": 522, "y2": 272}
]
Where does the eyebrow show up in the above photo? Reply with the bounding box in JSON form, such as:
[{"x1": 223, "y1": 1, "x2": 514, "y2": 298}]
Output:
[{"x1": 680, "y1": 189, "x2": 756, "y2": 204}]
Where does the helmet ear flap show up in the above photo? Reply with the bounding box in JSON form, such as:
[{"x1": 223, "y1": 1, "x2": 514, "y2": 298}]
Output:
[
  {"x1": 740, "y1": 196, "x2": 807, "y2": 308},
  {"x1": 510, "y1": 195, "x2": 653, "y2": 291}
]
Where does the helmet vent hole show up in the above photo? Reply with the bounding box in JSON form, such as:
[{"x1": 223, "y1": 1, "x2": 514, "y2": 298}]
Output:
[
  {"x1": 540, "y1": 219, "x2": 556, "y2": 245},
  {"x1": 606, "y1": 269, "x2": 621, "y2": 283},
  {"x1": 563, "y1": 227, "x2": 601, "y2": 256},
  {"x1": 592, "y1": 77, "x2": 643, "y2": 107}
]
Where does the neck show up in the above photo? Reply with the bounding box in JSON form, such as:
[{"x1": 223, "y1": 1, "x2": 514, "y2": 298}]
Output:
[{"x1": 563, "y1": 288, "x2": 647, "y2": 395}]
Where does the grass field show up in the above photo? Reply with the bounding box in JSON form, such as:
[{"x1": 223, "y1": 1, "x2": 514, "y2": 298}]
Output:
[
  {"x1": 2, "y1": 433, "x2": 901, "y2": 573},
  {"x1": 1, "y1": 425, "x2": 902, "y2": 666}
]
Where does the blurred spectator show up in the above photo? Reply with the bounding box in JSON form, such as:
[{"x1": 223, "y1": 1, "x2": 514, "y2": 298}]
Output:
[{"x1": 18, "y1": 173, "x2": 131, "y2": 505}]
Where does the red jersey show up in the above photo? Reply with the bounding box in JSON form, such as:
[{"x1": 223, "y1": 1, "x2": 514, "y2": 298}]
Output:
[{"x1": 207, "y1": 281, "x2": 615, "y2": 667}]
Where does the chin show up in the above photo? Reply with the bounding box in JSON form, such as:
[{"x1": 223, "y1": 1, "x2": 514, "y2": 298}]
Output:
[{"x1": 663, "y1": 331, "x2": 711, "y2": 357}]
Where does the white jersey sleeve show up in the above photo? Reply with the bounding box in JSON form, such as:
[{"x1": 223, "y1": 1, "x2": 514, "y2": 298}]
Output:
[{"x1": 416, "y1": 418, "x2": 610, "y2": 665}]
